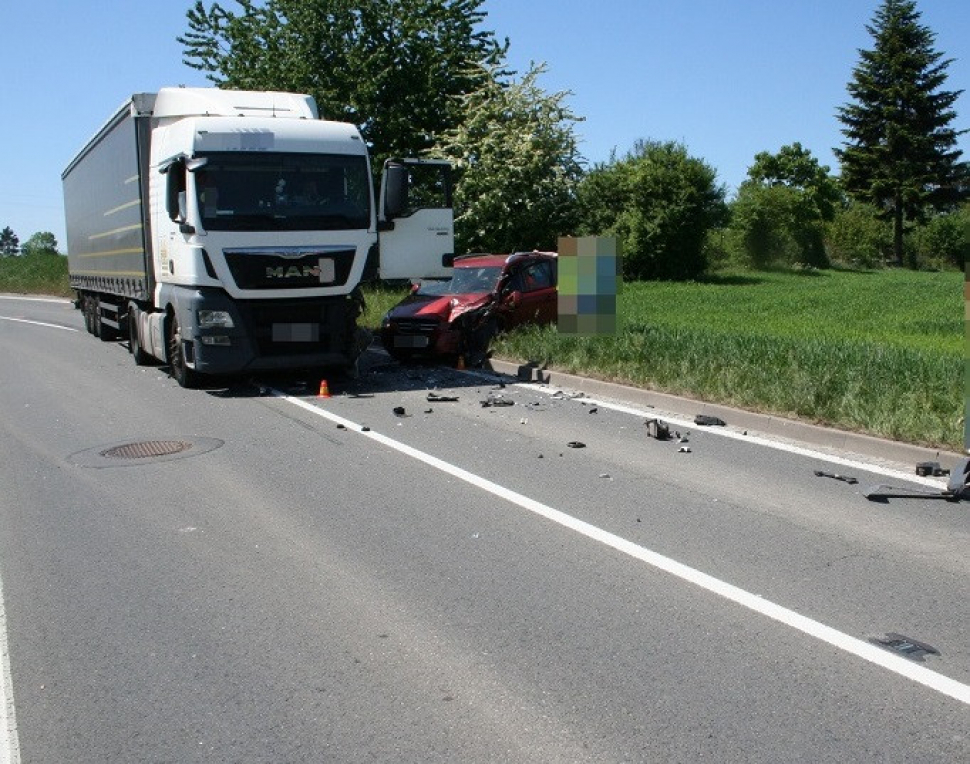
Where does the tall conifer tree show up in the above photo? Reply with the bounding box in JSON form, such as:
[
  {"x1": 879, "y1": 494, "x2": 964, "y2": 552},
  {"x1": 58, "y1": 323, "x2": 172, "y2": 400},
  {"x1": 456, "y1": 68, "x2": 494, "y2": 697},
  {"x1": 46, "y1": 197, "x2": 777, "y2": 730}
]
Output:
[{"x1": 836, "y1": 0, "x2": 966, "y2": 265}]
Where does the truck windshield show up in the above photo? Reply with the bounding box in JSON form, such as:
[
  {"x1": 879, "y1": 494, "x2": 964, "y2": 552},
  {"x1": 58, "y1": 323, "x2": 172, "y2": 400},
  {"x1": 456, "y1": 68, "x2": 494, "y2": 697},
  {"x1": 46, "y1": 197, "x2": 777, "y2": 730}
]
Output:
[{"x1": 193, "y1": 152, "x2": 371, "y2": 232}]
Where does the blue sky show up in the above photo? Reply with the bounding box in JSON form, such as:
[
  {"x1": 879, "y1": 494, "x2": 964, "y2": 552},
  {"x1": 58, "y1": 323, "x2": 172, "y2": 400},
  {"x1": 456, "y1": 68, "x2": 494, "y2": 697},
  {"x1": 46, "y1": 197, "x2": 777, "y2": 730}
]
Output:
[{"x1": 2, "y1": 0, "x2": 968, "y2": 250}]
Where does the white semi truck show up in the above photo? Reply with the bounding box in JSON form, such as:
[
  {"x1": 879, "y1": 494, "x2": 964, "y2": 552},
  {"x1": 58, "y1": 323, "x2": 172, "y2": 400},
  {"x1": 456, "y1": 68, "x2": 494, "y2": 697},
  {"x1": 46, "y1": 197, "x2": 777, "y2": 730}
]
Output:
[{"x1": 62, "y1": 87, "x2": 454, "y2": 387}]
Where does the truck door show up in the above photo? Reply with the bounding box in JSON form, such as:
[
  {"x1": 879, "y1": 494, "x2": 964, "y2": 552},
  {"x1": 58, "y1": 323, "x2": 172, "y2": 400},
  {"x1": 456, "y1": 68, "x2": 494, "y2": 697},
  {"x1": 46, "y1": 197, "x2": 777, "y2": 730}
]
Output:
[{"x1": 378, "y1": 159, "x2": 454, "y2": 279}]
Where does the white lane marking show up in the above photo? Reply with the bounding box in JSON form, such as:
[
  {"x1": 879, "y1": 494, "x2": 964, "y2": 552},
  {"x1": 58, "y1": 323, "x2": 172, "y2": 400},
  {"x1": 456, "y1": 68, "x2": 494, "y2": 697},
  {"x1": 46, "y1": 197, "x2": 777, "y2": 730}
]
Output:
[
  {"x1": 0, "y1": 296, "x2": 70, "y2": 305},
  {"x1": 0, "y1": 317, "x2": 78, "y2": 333},
  {"x1": 0, "y1": 575, "x2": 21, "y2": 764},
  {"x1": 464, "y1": 371, "x2": 949, "y2": 490},
  {"x1": 277, "y1": 390, "x2": 970, "y2": 708}
]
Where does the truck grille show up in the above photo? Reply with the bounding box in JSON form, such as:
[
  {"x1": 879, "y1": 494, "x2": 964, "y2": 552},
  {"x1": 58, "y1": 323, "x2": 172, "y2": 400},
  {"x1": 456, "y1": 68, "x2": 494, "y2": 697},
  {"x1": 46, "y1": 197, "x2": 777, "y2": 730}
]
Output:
[
  {"x1": 236, "y1": 299, "x2": 352, "y2": 357},
  {"x1": 224, "y1": 248, "x2": 356, "y2": 290}
]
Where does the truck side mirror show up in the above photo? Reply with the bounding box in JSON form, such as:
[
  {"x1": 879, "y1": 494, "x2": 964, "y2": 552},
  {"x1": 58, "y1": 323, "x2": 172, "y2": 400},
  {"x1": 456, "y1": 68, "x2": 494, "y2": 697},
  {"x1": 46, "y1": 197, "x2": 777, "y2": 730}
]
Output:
[
  {"x1": 383, "y1": 164, "x2": 408, "y2": 219},
  {"x1": 165, "y1": 158, "x2": 185, "y2": 222},
  {"x1": 164, "y1": 158, "x2": 196, "y2": 234}
]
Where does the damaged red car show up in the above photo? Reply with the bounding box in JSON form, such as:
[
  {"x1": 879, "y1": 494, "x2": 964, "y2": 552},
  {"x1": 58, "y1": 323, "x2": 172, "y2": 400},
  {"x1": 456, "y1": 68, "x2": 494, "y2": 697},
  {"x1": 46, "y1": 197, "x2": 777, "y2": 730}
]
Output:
[{"x1": 379, "y1": 251, "x2": 557, "y2": 362}]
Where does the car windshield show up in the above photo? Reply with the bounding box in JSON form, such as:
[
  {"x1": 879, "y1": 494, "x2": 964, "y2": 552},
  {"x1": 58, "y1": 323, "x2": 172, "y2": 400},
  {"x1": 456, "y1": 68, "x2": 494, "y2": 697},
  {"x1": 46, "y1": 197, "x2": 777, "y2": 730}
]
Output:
[
  {"x1": 416, "y1": 266, "x2": 503, "y2": 296},
  {"x1": 193, "y1": 152, "x2": 371, "y2": 232}
]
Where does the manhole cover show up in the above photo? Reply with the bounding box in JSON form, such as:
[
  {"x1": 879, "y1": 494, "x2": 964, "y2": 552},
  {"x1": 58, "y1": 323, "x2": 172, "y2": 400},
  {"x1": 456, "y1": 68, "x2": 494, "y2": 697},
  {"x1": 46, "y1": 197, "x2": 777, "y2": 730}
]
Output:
[
  {"x1": 101, "y1": 441, "x2": 192, "y2": 459},
  {"x1": 68, "y1": 437, "x2": 223, "y2": 468}
]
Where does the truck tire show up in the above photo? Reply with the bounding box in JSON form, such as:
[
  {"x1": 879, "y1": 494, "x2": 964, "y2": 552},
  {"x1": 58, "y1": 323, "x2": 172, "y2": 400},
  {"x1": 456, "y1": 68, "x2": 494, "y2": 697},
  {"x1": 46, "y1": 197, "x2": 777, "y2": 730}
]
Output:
[
  {"x1": 167, "y1": 316, "x2": 199, "y2": 389},
  {"x1": 128, "y1": 305, "x2": 152, "y2": 366},
  {"x1": 82, "y1": 294, "x2": 96, "y2": 335},
  {"x1": 78, "y1": 292, "x2": 94, "y2": 334},
  {"x1": 90, "y1": 297, "x2": 103, "y2": 338}
]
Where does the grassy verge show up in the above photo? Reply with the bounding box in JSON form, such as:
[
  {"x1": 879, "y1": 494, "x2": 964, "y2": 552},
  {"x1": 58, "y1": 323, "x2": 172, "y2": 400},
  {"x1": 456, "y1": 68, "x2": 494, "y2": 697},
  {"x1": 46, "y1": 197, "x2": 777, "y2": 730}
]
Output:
[{"x1": 0, "y1": 254, "x2": 72, "y2": 297}]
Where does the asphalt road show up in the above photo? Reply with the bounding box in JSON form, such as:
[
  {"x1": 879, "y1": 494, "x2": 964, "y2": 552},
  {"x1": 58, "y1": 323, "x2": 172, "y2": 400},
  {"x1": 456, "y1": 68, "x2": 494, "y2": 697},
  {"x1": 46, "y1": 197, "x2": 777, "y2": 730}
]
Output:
[{"x1": 0, "y1": 295, "x2": 968, "y2": 763}]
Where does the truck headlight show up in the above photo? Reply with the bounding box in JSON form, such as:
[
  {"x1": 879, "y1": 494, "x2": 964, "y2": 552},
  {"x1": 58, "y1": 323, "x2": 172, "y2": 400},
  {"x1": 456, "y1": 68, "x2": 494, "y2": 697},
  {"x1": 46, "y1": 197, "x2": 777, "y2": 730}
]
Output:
[{"x1": 198, "y1": 310, "x2": 234, "y2": 328}]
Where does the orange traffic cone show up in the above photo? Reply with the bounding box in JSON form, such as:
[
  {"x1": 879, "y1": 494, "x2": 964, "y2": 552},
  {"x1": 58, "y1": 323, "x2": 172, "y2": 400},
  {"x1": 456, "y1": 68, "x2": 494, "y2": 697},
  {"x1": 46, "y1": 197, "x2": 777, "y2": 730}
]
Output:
[
  {"x1": 456, "y1": 355, "x2": 466, "y2": 370},
  {"x1": 318, "y1": 379, "x2": 331, "y2": 398}
]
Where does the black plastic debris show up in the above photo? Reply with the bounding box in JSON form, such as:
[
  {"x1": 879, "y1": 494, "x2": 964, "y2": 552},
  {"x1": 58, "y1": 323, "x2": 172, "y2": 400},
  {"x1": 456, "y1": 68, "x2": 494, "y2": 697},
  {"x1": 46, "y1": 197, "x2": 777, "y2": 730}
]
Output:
[
  {"x1": 694, "y1": 414, "x2": 726, "y2": 426},
  {"x1": 870, "y1": 633, "x2": 940, "y2": 662},
  {"x1": 678, "y1": 446, "x2": 691, "y2": 453},
  {"x1": 814, "y1": 470, "x2": 859, "y2": 485},
  {"x1": 916, "y1": 460, "x2": 949, "y2": 477},
  {"x1": 588, "y1": 407, "x2": 599, "y2": 414},
  {"x1": 866, "y1": 457, "x2": 970, "y2": 502},
  {"x1": 481, "y1": 396, "x2": 514, "y2": 408},
  {"x1": 361, "y1": 426, "x2": 371, "y2": 432},
  {"x1": 864, "y1": 484, "x2": 954, "y2": 502},
  {"x1": 644, "y1": 419, "x2": 670, "y2": 440},
  {"x1": 517, "y1": 362, "x2": 546, "y2": 383},
  {"x1": 393, "y1": 406, "x2": 409, "y2": 417},
  {"x1": 427, "y1": 393, "x2": 459, "y2": 402},
  {"x1": 336, "y1": 424, "x2": 347, "y2": 430},
  {"x1": 566, "y1": 441, "x2": 586, "y2": 449}
]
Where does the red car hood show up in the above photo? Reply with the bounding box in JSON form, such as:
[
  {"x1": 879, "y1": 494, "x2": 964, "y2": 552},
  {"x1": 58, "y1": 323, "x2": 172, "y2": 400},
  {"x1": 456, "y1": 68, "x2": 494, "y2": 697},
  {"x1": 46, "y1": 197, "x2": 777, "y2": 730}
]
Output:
[{"x1": 390, "y1": 292, "x2": 493, "y2": 323}]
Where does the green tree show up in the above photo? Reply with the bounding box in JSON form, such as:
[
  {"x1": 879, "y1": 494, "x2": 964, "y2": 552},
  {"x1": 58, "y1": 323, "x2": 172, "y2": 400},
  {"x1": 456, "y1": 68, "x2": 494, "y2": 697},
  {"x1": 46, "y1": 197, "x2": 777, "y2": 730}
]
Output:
[
  {"x1": 577, "y1": 140, "x2": 726, "y2": 280},
  {"x1": 20, "y1": 231, "x2": 58, "y2": 257},
  {"x1": 835, "y1": 0, "x2": 967, "y2": 266},
  {"x1": 825, "y1": 202, "x2": 892, "y2": 268},
  {"x1": 179, "y1": 0, "x2": 507, "y2": 165},
  {"x1": 433, "y1": 64, "x2": 584, "y2": 253},
  {"x1": 730, "y1": 143, "x2": 841, "y2": 268},
  {"x1": 908, "y1": 205, "x2": 970, "y2": 268},
  {"x1": 0, "y1": 227, "x2": 19, "y2": 256}
]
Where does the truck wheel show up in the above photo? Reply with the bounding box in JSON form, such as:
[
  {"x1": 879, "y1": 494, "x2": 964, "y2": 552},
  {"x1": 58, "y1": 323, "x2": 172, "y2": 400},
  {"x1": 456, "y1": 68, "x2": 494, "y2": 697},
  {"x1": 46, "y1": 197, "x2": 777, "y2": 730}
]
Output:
[
  {"x1": 128, "y1": 306, "x2": 152, "y2": 366},
  {"x1": 91, "y1": 298, "x2": 102, "y2": 338},
  {"x1": 167, "y1": 316, "x2": 199, "y2": 389},
  {"x1": 82, "y1": 295, "x2": 96, "y2": 335}
]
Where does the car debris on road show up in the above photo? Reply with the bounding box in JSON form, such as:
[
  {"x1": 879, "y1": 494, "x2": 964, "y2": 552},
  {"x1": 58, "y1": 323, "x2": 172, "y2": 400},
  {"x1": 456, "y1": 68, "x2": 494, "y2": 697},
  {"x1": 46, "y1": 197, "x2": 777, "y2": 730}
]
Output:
[
  {"x1": 814, "y1": 470, "x2": 859, "y2": 485},
  {"x1": 644, "y1": 418, "x2": 670, "y2": 440},
  {"x1": 694, "y1": 414, "x2": 726, "y2": 426}
]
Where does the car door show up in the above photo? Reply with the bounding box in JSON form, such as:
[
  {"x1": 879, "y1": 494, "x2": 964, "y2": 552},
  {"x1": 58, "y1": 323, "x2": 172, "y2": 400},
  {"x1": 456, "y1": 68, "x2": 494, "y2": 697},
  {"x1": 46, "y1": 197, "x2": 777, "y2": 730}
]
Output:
[{"x1": 505, "y1": 259, "x2": 557, "y2": 327}]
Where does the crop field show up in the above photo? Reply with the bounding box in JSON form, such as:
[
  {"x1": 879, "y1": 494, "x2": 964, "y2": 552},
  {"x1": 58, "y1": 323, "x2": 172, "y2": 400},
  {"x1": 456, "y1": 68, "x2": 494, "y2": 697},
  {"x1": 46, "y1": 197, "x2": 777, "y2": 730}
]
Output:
[{"x1": 489, "y1": 268, "x2": 965, "y2": 450}]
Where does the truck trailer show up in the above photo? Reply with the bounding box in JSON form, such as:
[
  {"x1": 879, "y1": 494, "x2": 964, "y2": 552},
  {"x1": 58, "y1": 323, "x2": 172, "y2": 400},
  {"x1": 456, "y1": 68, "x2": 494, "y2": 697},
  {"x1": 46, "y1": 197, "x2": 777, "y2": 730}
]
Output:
[{"x1": 62, "y1": 87, "x2": 454, "y2": 387}]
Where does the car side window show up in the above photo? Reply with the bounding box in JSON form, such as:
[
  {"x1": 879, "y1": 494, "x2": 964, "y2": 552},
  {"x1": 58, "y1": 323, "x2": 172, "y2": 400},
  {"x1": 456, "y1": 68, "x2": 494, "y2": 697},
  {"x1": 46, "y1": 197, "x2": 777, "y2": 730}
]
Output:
[{"x1": 521, "y1": 261, "x2": 554, "y2": 292}]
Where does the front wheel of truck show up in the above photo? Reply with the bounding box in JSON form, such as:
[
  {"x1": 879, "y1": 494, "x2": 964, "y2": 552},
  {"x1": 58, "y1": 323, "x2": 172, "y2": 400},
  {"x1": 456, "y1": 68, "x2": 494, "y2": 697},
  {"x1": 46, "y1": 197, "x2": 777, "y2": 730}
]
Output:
[{"x1": 167, "y1": 316, "x2": 199, "y2": 389}]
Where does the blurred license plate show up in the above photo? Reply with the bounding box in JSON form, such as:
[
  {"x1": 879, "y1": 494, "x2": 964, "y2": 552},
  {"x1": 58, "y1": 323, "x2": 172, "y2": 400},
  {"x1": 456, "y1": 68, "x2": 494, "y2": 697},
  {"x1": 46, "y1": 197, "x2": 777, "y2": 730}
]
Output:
[
  {"x1": 273, "y1": 323, "x2": 319, "y2": 342},
  {"x1": 394, "y1": 335, "x2": 429, "y2": 348}
]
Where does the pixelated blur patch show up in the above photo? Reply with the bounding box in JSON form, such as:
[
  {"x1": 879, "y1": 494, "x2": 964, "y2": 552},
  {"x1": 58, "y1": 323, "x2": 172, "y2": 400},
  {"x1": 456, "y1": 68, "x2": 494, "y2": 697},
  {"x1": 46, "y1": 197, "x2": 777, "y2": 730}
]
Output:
[{"x1": 557, "y1": 236, "x2": 620, "y2": 336}]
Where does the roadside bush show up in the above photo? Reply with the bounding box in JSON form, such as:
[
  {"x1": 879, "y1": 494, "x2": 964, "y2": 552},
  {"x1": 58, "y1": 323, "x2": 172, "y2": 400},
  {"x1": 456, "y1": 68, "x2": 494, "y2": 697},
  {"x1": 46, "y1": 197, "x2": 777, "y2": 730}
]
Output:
[
  {"x1": 908, "y1": 205, "x2": 970, "y2": 269},
  {"x1": 728, "y1": 183, "x2": 828, "y2": 269},
  {"x1": 825, "y1": 202, "x2": 891, "y2": 268},
  {"x1": 576, "y1": 140, "x2": 726, "y2": 281}
]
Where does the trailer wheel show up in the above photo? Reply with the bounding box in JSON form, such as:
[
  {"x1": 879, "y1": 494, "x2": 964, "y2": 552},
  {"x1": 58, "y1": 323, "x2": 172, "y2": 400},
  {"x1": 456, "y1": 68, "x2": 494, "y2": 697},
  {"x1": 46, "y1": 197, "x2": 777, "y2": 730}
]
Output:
[
  {"x1": 90, "y1": 297, "x2": 102, "y2": 338},
  {"x1": 128, "y1": 305, "x2": 152, "y2": 366},
  {"x1": 82, "y1": 294, "x2": 95, "y2": 335},
  {"x1": 167, "y1": 316, "x2": 199, "y2": 389}
]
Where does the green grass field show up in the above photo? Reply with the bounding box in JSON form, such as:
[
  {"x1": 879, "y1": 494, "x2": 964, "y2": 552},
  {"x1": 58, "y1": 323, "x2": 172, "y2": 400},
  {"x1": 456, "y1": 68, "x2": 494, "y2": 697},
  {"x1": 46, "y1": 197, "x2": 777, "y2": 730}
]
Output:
[
  {"x1": 3, "y1": 255, "x2": 962, "y2": 449},
  {"x1": 489, "y1": 269, "x2": 964, "y2": 450},
  {"x1": 0, "y1": 253, "x2": 72, "y2": 297}
]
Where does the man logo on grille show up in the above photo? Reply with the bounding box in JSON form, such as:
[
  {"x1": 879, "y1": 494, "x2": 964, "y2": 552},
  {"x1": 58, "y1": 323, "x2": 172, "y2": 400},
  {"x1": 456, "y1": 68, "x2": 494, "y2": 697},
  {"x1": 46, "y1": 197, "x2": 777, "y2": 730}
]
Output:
[{"x1": 266, "y1": 265, "x2": 320, "y2": 279}]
